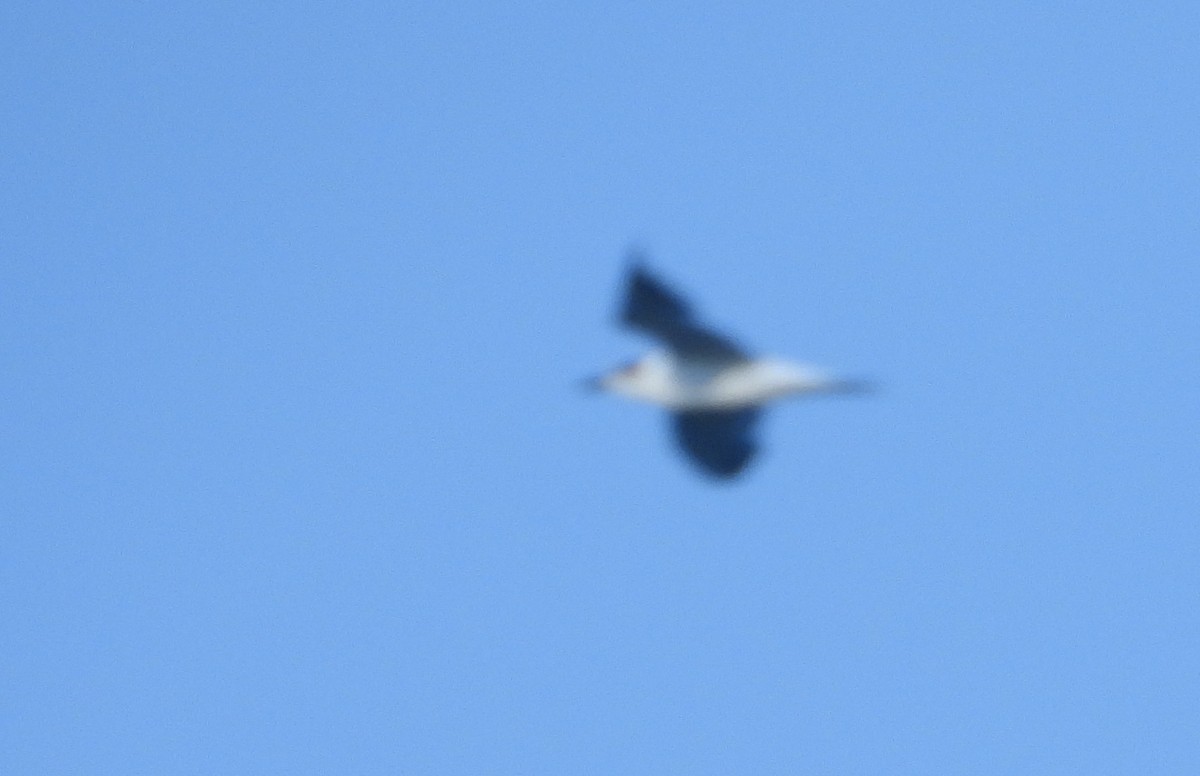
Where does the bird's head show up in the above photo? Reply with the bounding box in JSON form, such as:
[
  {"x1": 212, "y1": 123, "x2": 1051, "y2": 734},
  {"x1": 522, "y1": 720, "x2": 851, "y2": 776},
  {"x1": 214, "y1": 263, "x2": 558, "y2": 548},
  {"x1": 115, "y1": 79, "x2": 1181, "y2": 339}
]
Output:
[{"x1": 581, "y1": 352, "x2": 676, "y2": 405}]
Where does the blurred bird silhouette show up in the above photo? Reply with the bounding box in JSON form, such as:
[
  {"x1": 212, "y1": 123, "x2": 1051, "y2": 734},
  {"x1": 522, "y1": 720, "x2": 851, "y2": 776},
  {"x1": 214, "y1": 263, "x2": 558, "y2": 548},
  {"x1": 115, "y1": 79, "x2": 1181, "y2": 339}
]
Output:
[{"x1": 586, "y1": 255, "x2": 870, "y2": 479}]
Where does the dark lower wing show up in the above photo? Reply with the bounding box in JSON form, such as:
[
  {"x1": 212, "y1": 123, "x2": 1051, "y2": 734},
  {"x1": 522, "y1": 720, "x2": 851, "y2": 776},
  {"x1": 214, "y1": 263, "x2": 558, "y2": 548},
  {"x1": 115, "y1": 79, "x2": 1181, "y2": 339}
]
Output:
[{"x1": 672, "y1": 409, "x2": 761, "y2": 479}]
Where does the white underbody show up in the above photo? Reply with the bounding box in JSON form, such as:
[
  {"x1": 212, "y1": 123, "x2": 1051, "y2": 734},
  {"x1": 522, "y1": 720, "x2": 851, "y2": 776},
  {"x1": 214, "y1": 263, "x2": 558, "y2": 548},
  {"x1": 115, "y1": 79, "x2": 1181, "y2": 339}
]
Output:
[{"x1": 602, "y1": 350, "x2": 843, "y2": 411}]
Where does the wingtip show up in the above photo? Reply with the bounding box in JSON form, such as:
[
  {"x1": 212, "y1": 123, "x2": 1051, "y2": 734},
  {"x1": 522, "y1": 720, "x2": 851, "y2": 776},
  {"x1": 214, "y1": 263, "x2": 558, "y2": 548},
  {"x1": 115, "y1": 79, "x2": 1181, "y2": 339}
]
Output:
[
  {"x1": 619, "y1": 254, "x2": 675, "y2": 327},
  {"x1": 624, "y1": 249, "x2": 652, "y2": 279}
]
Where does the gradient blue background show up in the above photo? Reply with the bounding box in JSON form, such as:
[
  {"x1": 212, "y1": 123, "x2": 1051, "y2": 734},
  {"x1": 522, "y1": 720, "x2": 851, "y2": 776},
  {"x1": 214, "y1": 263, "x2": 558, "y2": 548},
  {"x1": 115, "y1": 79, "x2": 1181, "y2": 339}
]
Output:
[{"x1": 4, "y1": 2, "x2": 1198, "y2": 773}]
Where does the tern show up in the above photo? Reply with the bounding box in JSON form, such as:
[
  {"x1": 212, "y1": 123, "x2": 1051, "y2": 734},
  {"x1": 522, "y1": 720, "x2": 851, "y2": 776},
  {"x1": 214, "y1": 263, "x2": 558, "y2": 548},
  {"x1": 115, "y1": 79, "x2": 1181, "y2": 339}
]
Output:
[{"x1": 587, "y1": 258, "x2": 870, "y2": 479}]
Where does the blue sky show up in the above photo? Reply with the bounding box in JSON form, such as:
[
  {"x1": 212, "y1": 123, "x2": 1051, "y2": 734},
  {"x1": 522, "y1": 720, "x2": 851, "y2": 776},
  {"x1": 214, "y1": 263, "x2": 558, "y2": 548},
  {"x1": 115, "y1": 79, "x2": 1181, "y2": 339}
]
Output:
[{"x1": 3, "y1": 2, "x2": 1198, "y2": 773}]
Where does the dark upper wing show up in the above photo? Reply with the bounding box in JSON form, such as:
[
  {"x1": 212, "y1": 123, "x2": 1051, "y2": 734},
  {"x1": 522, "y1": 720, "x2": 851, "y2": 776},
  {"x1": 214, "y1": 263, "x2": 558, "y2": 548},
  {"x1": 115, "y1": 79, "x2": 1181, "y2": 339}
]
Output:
[
  {"x1": 672, "y1": 409, "x2": 761, "y2": 479},
  {"x1": 620, "y1": 262, "x2": 747, "y2": 362}
]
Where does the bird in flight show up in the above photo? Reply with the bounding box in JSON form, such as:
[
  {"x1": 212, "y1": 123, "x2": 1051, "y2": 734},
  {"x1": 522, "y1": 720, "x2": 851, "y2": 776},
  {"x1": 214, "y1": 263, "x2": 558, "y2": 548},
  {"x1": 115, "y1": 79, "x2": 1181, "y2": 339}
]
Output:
[{"x1": 586, "y1": 256, "x2": 870, "y2": 479}]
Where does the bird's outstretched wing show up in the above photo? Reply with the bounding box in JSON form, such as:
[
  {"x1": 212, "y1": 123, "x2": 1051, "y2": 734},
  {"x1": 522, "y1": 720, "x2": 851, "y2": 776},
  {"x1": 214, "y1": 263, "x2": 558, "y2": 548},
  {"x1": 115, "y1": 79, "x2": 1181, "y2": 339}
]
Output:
[
  {"x1": 620, "y1": 262, "x2": 746, "y2": 361},
  {"x1": 672, "y1": 409, "x2": 760, "y2": 478}
]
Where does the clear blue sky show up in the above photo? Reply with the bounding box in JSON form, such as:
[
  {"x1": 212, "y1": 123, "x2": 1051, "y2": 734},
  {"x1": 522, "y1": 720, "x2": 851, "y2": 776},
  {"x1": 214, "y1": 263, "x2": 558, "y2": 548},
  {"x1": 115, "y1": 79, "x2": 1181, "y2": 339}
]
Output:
[{"x1": 3, "y1": 2, "x2": 1198, "y2": 773}]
